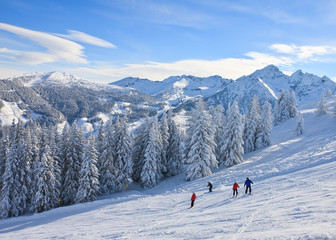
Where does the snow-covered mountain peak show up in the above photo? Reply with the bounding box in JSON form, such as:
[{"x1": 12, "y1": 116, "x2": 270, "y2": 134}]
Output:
[
  {"x1": 7, "y1": 71, "x2": 87, "y2": 87},
  {"x1": 250, "y1": 64, "x2": 286, "y2": 80}
]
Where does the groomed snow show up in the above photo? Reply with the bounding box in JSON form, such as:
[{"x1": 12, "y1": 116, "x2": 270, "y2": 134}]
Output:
[{"x1": 0, "y1": 101, "x2": 336, "y2": 239}]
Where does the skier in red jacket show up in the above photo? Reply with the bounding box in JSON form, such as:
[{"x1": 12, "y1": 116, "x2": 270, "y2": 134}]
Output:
[
  {"x1": 190, "y1": 193, "x2": 196, "y2": 208},
  {"x1": 232, "y1": 182, "x2": 239, "y2": 197}
]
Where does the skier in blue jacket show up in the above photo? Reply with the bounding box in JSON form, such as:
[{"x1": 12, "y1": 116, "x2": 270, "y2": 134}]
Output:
[{"x1": 244, "y1": 177, "x2": 253, "y2": 194}]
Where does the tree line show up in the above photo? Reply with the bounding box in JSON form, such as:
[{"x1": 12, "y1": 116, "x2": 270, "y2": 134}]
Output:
[{"x1": 0, "y1": 91, "x2": 298, "y2": 218}]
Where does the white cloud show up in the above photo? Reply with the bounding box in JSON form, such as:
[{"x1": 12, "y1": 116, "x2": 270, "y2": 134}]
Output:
[
  {"x1": 55, "y1": 30, "x2": 116, "y2": 48},
  {"x1": 0, "y1": 22, "x2": 87, "y2": 64},
  {"x1": 71, "y1": 52, "x2": 294, "y2": 82},
  {"x1": 270, "y1": 44, "x2": 336, "y2": 60},
  {"x1": 69, "y1": 43, "x2": 336, "y2": 83}
]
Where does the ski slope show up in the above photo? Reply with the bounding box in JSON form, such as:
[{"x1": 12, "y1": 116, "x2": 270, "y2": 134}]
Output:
[{"x1": 0, "y1": 102, "x2": 336, "y2": 239}]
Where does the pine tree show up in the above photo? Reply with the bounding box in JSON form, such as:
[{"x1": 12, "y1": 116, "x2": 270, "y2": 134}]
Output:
[
  {"x1": 326, "y1": 89, "x2": 332, "y2": 98},
  {"x1": 209, "y1": 105, "x2": 225, "y2": 160},
  {"x1": 1, "y1": 121, "x2": 29, "y2": 217},
  {"x1": 33, "y1": 144, "x2": 56, "y2": 213},
  {"x1": 76, "y1": 134, "x2": 100, "y2": 203},
  {"x1": 140, "y1": 118, "x2": 163, "y2": 188},
  {"x1": 29, "y1": 123, "x2": 41, "y2": 210},
  {"x1": 100, "y1": 119, "x2": 117, "y2": 193},
  {"x1": 62, "y1": 122, "x2": 84, "y2": 204},
  {"x1": 274, "y1": 89, "x2": 288, "y2": 124},
  {"x1": 316, "y1": 94, "x2": 328, "y2": 116},
  {"x1": 219, "y1": 101, "x2": 244, "y2": 167},
  {"x1": 255, "y1": 101, "x2": 273, "y2": 149},
  {"x1": 287, "y1": 90, "x2": 297, "y2": 118},
  {"x1": 244, "y1": 95, "x2": 261, "y2": 152},
  {"x1": 0, "y1": 131, "x2": 9, "y2": 193},
  {"x1": 184, "y1": 99, "x2": 206, "y2": 163},
  {"x1": 96, "y1": 121, "x2": 105, "y2": 175},
  {"x1": 166, "y1": 112, "x2": 183, "y2": 177},
  {"x1": 113, "y1": 117, "x2": 132, "y2": 191},
  {"x1": 160, "y1": 112, "x2": 169, "y2": 175},
  {"x1": 49, "y1": 126, "x2": 62, "y2": 207},
  {"x1": 185, "y1": 103, "x2": 218, "y2": 181},
  {"x1": 132, "y1": 119, "x2": 150, "y2": 182},
  {"x1": 295, "y1": 112, "x2": 304, "y2": 135}
]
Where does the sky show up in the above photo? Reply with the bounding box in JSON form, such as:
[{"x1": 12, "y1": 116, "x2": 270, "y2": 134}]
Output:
[{"x1": 1, "y1": 0, "x2": 336, "y2": 83}]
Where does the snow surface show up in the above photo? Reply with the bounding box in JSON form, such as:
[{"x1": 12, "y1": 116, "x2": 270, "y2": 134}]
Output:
[
  {"x1": 1, "y1": 100, "x2": 336, "y2": 239},
  {"x1": 0, "y1": 100, "x2": 27, "y2": 125}
]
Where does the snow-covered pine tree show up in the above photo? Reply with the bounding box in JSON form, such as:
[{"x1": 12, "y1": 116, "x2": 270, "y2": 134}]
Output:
[
  {"x1": 295, "y1": 111, "x2": 304, "y2": 136},
  {"x1": 1, "y1": 121, "x2": 29, "y2": 218},
  {"x1": 22, "y1": 125, "x2": 33, "y2": 206},
  {"x1": 62, "y1": 122, "x2": 85, "y2": 204},
  {"x1": 255, "y1": 101, "x2": 273, "y2": 149},
  {"x1": 76, "y1": 134, "x2": 100, "y2": 203},
  {"x1": 316, "y1": 94, "x2": 328, "y2": 116},
  {"x1": 140, "y1": 117, "x2": 163, "y2": 188},
  {"x1": 326, "y1": 89, "x2": 333, "y2": 98},
  {"x1": 96, "y1": 121, "x2": 105, "y2": 175},
  {"x1": 48, "y1": 126, "x2": 62, "y2": 207},
  {"x1": 274, "y1": 89, "x2": 288, "y2": 125},
  {"x1": 113, "y1": 117, "x2": 132, "y2": 192},
  {"x1": 32, "y1": 138, "x2": 56, "y2": 213},
  {"x1": 243, "y1": 95, "x2": 261, "y2": 152},
  {"x1": 59, "y1": 123, "x2": 70, "y2": 197},
  {"x1": 166, "y1": 111, "x2": 183, "y2": 177},
  {"x1": 184, "y1": 98, "x2": 206, "y2": 163},
  {"x1": 160, "y1": 112, "x2": 169, "y2": 176},
  {"x1": 218, "y1": 101, "x2": 244, "y2": 167},
  {"x1": 100, "y1": 119, "x2": 117, "y2": 193},
  {"x1": 132, "y1": 119, "x2": 150, "y2": 182},
  {"x1": 209, "y1": 105, "x2": 225, "y2": 160},
  {"x1": 287, "y1": 90, "x2": 297, "y2": 119},
  {"x1": 185, "y1": 102, "x2": 218, "y2": 181},
  {"x1": 0, "y1": 131, "x2": 9, "y2": 194},
  {"x1": 29, "y1": 122, "x2": 42, "y2": 208}
]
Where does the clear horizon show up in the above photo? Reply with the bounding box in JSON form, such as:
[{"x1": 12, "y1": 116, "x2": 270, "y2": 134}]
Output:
[{"x1": 1, "y1": 0, "x2": 336, "y2": 83}]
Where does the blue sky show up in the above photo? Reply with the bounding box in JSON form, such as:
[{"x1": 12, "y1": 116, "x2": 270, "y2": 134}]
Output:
[{"x1": 1, "y1": 0, "x2": 336, "y2": 83}]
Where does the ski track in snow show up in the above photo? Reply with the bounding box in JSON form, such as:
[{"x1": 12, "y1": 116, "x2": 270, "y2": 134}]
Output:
[{"x1": 1, "y1": 106, "x2": 336, "y2": 239}]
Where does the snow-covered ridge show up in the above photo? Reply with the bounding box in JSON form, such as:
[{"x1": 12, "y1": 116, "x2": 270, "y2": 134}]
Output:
[
  {"x1": 7, "y1": 72, "x2": 125, "y2": 91},
  {"x1": 1, "y1": 64, "x2": 335, "y2": 127}
]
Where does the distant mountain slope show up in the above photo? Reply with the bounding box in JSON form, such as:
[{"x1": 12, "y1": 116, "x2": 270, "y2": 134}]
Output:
[
  {"x1": 0, "y1": 72, "x2": 161, "y2": 125},
  {"x1": 0, "y1": 65, "x2": 335, "y2": 127},
  {"x1": 207, "y1": 65, "x2": 336, "y2": 112},
  {"x1": 114, "y1": 75, "x2": 232, "y2": 100}
]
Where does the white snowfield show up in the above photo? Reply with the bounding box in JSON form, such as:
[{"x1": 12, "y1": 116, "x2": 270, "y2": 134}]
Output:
[{"x1": 1, "y1": 103, "x2": 336, "y2": 239}]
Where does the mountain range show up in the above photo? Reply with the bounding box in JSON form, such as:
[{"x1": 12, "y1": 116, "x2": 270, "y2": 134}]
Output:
[{"x1": 0, "y1": 65, "x2": 335, "y2": 129}]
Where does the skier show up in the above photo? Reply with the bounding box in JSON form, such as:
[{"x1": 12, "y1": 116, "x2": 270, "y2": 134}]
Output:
[
  {"x1": 244, "y1": 177, "x2": 253, "y2": 194},
  {"x1": 207, "y1": 182, "x2": 213, "y2": 192},
  {"x1": 232, "y1": 182, "x2": 239, "y2": 197},
  {"x1": 190, "y1": 192, "x2": 196, "y2": 208}
]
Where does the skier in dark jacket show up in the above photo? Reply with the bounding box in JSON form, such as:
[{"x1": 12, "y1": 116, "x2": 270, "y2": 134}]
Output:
[
  {"x1": 190, "y1": 193, "x2": 196, "y2": 208},
  {"x1": 207, "y1": 182, "x2": 213, "y2": 192},
  {"x1": 244, "y1": 177, "x2": 253, "y2": 194}
]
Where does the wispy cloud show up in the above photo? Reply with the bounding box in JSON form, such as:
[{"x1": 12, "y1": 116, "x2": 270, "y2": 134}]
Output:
[
  {"x1": 71, "y1": 43, "x2": 336, "y2": 82},
  {"x1": 72, "y1": 52, "x2": 292, "y2": 82},
  {"x1": 0, "y1": 23, "x2": 117, "y2": 65},
  {"x1": 0, "y1": 22, "x2": 87, "y2": 64},
  {"x1": 270, "y1": 43, "x2": 336, "y2": 60},
  {"x1": 55, "y1": 30, "x2": 116, "y2": 48}
]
